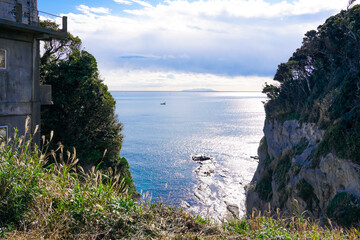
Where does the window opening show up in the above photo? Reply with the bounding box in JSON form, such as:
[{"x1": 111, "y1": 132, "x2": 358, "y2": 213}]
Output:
[{"x1": 0, "y1": 49, "x2": 5, "y2": 69}]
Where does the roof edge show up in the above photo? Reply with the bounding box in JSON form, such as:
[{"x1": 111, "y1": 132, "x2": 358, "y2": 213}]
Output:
[{"x1": 0, "y1": 18, "x2": 68, "y2": 39}]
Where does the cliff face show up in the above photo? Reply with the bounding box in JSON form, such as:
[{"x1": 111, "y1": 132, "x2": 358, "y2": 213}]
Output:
[
  {"x1": 246, "y1": 5, "x2": 360, "y2": 227},
  {"x1": 246, "y1": 120, "x2": 360, "y2": 226}
]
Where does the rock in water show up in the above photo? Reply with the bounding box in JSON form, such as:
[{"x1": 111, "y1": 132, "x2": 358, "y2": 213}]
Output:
[{"x1": 192, "y1": 154, "x2": 211, "y2": 161}]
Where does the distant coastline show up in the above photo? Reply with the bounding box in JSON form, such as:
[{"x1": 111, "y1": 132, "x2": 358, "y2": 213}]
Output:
[
  {"x1": 108, "y1": 90, "x2": 264, "y2": 93},
  {"x1": 182, "y1": 88, "x2": 216, "y2": 92}
]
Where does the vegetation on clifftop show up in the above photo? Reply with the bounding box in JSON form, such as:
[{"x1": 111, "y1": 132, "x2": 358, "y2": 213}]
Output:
[{"x1": 262, "y1": 5, "x2": 360, "y2": 163}]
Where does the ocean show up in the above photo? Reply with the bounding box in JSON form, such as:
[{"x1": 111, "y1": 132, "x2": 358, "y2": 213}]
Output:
[{"x1": 112, "y1": 91, "x2": 267, "y2": 219}]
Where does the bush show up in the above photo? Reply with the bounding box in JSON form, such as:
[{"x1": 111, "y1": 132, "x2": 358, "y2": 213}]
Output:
[
  {"x1": 326, "y1": 192, "x2": 360, "y2": 227},
  {"x1": 255, "y1": 170, "x2": 273, "y2": 202},
  {"x1": 296, "y1": 179, "x2": 319, "y2": 212}
]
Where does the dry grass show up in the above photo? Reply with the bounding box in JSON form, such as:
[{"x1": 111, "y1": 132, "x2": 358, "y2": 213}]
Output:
[{"x1": 0, "y1": 126, "x2": 359, "y2": 239}]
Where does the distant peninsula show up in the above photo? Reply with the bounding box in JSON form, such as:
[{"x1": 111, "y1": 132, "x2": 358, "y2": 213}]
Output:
[{"x1": 182, "y1": 88, "x2": 216, "y2": 92}]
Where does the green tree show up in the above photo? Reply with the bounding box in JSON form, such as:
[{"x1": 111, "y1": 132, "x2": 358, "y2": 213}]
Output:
[
  {"x1": 40, "y1": 21, "x2": 137, "y2": 195},
  {"x1": 348, "y1": 0, "x2": 357, "y2": 10},
  {"x1": 263, "y1": 5, "x2": 360, "y2": 163}
]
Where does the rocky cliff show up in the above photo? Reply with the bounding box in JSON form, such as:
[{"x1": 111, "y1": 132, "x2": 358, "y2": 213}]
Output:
[
  {"x1": 246, "y1": 5, "x2": 360, "y2": 227},
  {"x1": 246, "y1": 120, "x2": 360, "y2": 226}
]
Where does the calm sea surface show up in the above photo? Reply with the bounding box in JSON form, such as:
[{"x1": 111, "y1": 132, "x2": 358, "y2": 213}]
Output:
[{"x1": 112, "y1": 91, "x2": 266, "y2": 218}]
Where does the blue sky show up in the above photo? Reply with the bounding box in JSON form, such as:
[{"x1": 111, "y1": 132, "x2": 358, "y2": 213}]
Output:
[{"x1": 37, "y1": 0, "x2": 350, "y2": 91}]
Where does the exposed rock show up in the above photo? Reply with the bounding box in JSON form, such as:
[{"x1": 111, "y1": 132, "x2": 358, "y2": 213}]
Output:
[
  {"x1": 192, "y1": 154, "x2": 212, "y2": 161},
  {"x1": 226, "y1": 202, "x2": 240, "y2": 218},
  {"x1": 246, "y1": 120, "x2": 360, "y2": 221}
]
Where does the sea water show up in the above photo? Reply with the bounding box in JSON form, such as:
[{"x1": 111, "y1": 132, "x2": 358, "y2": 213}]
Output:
[{"x1": 113, "y1": 91, "x2": 266, "y2": 219}]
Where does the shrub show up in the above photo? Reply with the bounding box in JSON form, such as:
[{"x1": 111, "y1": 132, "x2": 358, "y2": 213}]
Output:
[
  {"x1": 326, "y1": 192, "x2": 360, "y2": 227},
  {"x1": 296, "y1": 179, "x2": 319, "y2": 212},
  {"x1": 255, "y1": 170, "x2": 273, "y2": 202},
  {"x1": 294, "y1": 138, "x2": 309, "y2": 156}
]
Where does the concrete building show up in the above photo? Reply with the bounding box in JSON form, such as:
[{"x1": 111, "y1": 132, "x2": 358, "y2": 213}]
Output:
[{"x1": 0, "y1": 0, "x2": 67, "y2": 144}]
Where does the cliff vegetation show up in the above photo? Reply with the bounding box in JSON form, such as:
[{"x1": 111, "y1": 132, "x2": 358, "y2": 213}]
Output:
[
  {"x1": 247, "y1": 4, "x2": 360, "y2": 228},
  {"x1": 263, "y1": 5, "x2": 360, "y2": 163}
]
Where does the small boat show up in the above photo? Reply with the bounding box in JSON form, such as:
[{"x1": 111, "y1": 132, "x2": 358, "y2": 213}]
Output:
[{"x1": 160, "y1": 102, "x2": 166, "y2": 105}]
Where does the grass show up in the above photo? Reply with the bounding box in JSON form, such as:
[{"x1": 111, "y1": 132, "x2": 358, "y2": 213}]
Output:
[{"x1": 1, "y1": 128, "x2": 360, "y2": 239}]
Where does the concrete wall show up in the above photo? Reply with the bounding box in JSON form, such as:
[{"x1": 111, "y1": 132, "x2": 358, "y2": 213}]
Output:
[
  {"x1": 0, "y1": 0, "x2": 38, "y2": 25},
  {"x1": 0, "y1": 1, "x2": 66, "y2": 145},
  {"x1": 0, "y1": 29, "x2": 40, "y2": 143}
]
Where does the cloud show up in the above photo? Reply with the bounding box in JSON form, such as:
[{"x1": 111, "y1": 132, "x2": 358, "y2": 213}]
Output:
[
  {"x1": 113, "y1": 0, "x2": 152, "y2": 7},
  {"x1": 76, "y1": 5, "x2": 110, "y2": 14},
  {"x1": 124, "y1": 0, "x2": 347, "y2": 18},
  {"x1": 102, "y1": 69, "x2": 274, "y2": 91},
  {"x1": 114, "y1": 0, "x2": 133, "y2": 5},
  {"x1": 132, "y1": 0, "x2": 152, "y2": 8},
  {"x1": 62, "y1": 0, "x2": 349, "y2": 90}
]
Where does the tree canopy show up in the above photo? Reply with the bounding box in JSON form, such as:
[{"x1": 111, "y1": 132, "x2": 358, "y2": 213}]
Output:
[
  {"x1": 40, "y1": 20, "x2": 137, "y2": 195},
  {"x1": 262, "y1": 5, "x2": 360, "y2": 163}
]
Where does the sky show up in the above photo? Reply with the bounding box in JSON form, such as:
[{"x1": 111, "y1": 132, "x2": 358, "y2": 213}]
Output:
[{"x1": 37, "y1": 0, "x2": 351, "y2": 91}]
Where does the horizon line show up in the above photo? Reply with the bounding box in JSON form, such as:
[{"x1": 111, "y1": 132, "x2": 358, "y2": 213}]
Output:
[{"x1": 108, "y1": 90, "x2": 263, "y2": 92}]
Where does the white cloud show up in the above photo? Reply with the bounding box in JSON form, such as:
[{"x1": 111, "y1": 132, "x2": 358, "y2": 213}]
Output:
[
  {"x1": 124, "y1": 0, "x2": 347, "y2": 18},
  {"x1": 114, "y1": 0, "x2": 133, "y2": 5},
  {"x1": 132, "y1": 0, "x2": 153, "y2": 8},
  {"x1": 76, "y1": 5, "x2": 110, "y2": 14},
  {"x1": 113, "y1": 0, "x2": 152, "y2": 7},
  {"x1": 62, "y1": 0, "x2": 349, "y2": 90},
  {"x1": 103, "y1": 69, "x2": 274, "y2": 91}
]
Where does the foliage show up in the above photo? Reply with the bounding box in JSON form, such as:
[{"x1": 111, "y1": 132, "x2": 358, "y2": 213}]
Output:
[
  {"x1": 274, "y1": 151, "x2": 292, "y2": 189},
  {"x1": 0, "y1": 133, "x2": 211, "y2": 239},
  {"x1": 262, "y1": 82, "x2": 280, "y2": 100},
  {"x1": 2, "y1": 136, "x2": 360, "y2": 239},
  {"x1": 262, "y1": 5, "x2": 360, "y2": 164},
  {"x1": 0, "y1": 131, "x2": 44, "y2": 227},
  {"x1": 225, "y1": 212, "x2": 360, "y2": 240},
  {"x1": 274, "y1": 151, "x2": 293, "y2": 208},
  {"x1": 255, "y1": 170, "x2": 273, "y2": 202},
  {"x1": 39, "y1": 21, "x2": 137, "y2": 194},
  {"x1": 296, "y1": 179, "x2": 319, "y2": 212},
  {"x1": 259, "y1": 137, "x2": 273, "y2": 167},
  {"x1": 326, "y1": 192, "x2": 360, "y2": 227},
  {"x1": 294, "y1": 138, "x2": 309, "y2": 155}
]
